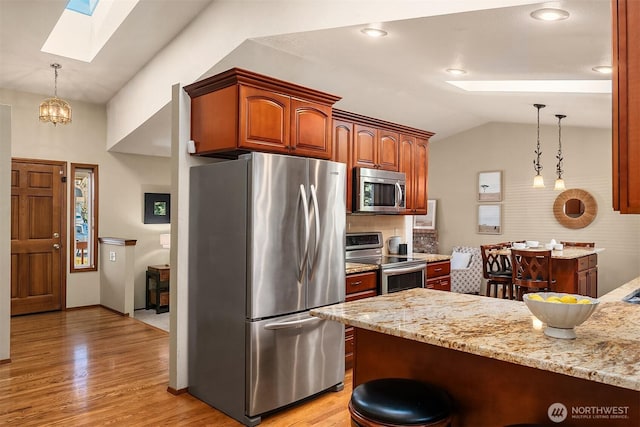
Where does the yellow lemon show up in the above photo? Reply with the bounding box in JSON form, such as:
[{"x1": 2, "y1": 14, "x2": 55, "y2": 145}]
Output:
[
  {"x1": 545, "y1": 296, "x2": 562, "y2": 302},
  {"x1": 547, "y1": 300, "x2": 562, "y2": 304},
  {"x1": 577, "y1": 299, "x2": 592, "y2": 304},
  {"x1": 560, "y1": 295, "x2": 578, "y2": 304},
  {"x1": 528, "y1": 294, "x2": 544, "y2": 301}
]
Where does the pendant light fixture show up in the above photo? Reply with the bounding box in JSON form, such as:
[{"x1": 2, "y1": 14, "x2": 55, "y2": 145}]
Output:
[
  {"x1": 532, "y1": 103, "x2": 546, "y2": 188},
  {"x1": 39, "y1": 63, "x2": 72, "y2": 126},
  {"x1": 554, "y1": 114, "x2": 567, "y2": 191}
]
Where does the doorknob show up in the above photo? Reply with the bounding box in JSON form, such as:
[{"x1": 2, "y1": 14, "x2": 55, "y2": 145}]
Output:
[
  {"x1": 53, "y1": 243, "x2": 60, "y2": 249},
  {"x1": 53, "y1": 232, "x2": 60, "y2": 238}
]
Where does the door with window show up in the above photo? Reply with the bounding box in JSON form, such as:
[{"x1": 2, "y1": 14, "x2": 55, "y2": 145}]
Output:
[{"x1": 10, "y1": 159, "x2": 66, "y2": 315}]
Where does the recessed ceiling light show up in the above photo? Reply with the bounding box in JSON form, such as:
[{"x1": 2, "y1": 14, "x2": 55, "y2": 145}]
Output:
[
  {"x1": 592, "y1": 65, "x2": 613, "y2": 74},
  {"x1": 446, "y1": 68, "x2": 467, "y2": 76},
  {"x1": 446, "y1": 80, "x2": 611, "y2": 94},
  {"x1": 530, "y1": 8, "x2": 570, "y2": 21},
  {"x1": 361, "y1": 28, "x2": 387, "y2": 38}
]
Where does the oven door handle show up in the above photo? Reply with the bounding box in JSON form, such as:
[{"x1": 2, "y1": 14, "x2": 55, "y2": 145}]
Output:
[{"x1": 384, "y1": 264, "x2": 426, "y2": 275}]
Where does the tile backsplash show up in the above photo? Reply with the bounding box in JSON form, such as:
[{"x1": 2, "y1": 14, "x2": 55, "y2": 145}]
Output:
[{"x1": 347, "y1": 215, "x2": 408, "y2": 254}]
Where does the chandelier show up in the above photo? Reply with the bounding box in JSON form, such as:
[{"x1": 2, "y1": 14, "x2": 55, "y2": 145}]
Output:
[{"x1": 39, "y1": 63, "x2": 72, "y2": 126}]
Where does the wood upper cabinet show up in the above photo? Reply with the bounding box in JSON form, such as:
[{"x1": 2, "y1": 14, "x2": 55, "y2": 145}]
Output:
[
  {"x1": 290, "y1": 98, "x2": 332, "y2": 158},
  {"x1": 333, "y1": 109, "x2": 434, "y2": 214},
  {"x1": 239, "y1": 85, "x2": 290, "y2": 153},
  {"x1": 185, "y1": 68, "x2": 340, "y2": 160},
  {"x1": 612, "y1": 0, "x2": 640, "y2": 213},
  {"x1": 352, "y1": 125, "x2": 399, "y2": 171},
  {"x1": 332, "y1": 119, "x2": 353, "y2": 213},
  {"x1": 400, "y1": 135, "x2": 430, "y2": 214}
]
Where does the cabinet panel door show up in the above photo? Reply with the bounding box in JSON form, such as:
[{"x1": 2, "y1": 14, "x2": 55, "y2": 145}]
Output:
[
  {"x1": 413, "y1": 138, "x2": 430, "y2": 214},
  {"x1": 291, "y1": 98, "x2": 332, "y2": 159},
  {"x1": 353, "y1": 125, "x2": 377, "y2": 168},
  {"x1": 613, "y1": 0, "x2": 640, "y2": 213},
  {"x1": 399, "y1": 135, "x2": 415, "y2": 212},
  {"x1": 378, "y1": 130, "x2": 399, "y2": 171},
  {"x1": 239, "y1": 85, "x2": 290, "y2": 152},
  {"x1": 333, "y1": 120, "x2": 353, "y2": 212}
]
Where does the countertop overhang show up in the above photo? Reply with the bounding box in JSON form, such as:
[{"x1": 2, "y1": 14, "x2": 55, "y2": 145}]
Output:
[{"x1": 312, "y1": 277, "x2": 640, "y2": 391}]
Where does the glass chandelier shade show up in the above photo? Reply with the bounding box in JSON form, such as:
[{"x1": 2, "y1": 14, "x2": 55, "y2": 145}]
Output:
[
  {"x1": 532, "y1": 103, "x2": 546, "y2": 188},
  {"x1": 554, "y1": 114, "x2": 566, "y2": 191},
  {"x1": 39, "y1": 64, "x2": 72, "y2": 126}
]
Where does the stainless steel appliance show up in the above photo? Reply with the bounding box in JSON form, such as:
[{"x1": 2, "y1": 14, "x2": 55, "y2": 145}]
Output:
[
  {"x1": 189, "y1": 153, "x2": 346, "y2": 426},
  {"x1": 346, "y1": 232, "x2": 426, "y2": 294},
  {"x1": 354, "y1": 167, "x2": 406, "y2": 214}
]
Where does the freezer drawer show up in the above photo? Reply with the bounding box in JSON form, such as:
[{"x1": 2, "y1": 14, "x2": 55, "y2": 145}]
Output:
[{"x1": 247, "y1": 312, "x2": 344, "y2": 417}]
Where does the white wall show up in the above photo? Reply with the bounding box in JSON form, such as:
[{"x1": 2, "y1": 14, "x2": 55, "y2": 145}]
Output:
[
  {"x1": 1, "y1": 88, "x2": 171, "y2": 310},
  {"x1": 429, "y1": 121, "x2": 640, "y2": 295}
]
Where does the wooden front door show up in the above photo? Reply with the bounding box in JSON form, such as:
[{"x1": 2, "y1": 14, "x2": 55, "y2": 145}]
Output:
[{"x1": 11, "y1": 158, "x2": 66, "y2": 316}]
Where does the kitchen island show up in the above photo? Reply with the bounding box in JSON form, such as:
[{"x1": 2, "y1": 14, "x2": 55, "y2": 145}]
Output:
[{"x1": 311, "y1": 277, "x2": 640, "y2": 426}]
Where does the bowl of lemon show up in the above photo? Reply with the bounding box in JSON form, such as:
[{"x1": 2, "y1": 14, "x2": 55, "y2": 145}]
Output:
[{"x1": 523, "y1": 292, "x2": 599, "y2": 339}]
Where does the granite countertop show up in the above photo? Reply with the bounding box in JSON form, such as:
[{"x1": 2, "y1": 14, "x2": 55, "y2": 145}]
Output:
[
  {"x1": 498, "y1": 247, "x2": 603, "y2": 260},
  {"x1": 346, "y1": 262, "x2": 379, "y2": 275},
  {"x1": 411, "y1": 253, "x2": 452, "y2": 263},
  {"x1": 311, "y1": 276, "x2": 640, "y2": 391}
]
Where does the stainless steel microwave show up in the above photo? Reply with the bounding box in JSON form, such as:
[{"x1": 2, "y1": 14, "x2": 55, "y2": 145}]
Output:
[{"x1": 354, "y1": 167, "x2": 406, "y2": 214}]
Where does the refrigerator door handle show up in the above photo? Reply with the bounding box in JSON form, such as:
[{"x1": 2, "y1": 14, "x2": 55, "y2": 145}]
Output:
[
  {"x1": 309, "y1": 184, "x2": 321, "y2": 277},
  {"x1": 395, "y1": 182, "x2": 403, "y2": 209},
  {"x1": 298, "y1": 184, "x2": 310, "y2": 281},
  {"x1": 263, "y1": 316, "x2": 322, "y2": 330}
]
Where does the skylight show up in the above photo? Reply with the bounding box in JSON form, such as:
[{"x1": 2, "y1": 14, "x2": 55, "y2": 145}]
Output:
[
  {"x1": 446, "y1": 80, "x2": 611, "y2": 94},
  {"x1": 41, "y1": 0, "x2": 140, "y2": 63},
  {"x1": 66, "y1": 0, "x2": 100, "y2": 16}
]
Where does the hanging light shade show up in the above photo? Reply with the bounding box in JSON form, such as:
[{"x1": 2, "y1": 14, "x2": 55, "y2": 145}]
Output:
[
  {"x1": 554, "y1": 114, "x2": 567, "y2": 191},
  {"x1": 532, "y1": 103, "x2": 546, "y2": 188},
  {"x1": 39, "y1": 63, "x2": 72, "y2": 126}
]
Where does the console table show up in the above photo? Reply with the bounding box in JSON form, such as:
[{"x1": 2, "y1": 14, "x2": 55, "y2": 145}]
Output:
[{"x1": 146, "y1": 264, "x2": 170, "y2": 313}]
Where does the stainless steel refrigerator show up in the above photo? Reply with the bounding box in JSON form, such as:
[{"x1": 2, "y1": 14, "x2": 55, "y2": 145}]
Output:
[{"x1": 188, "y1": 152, "x2": 346, "y2": 426}]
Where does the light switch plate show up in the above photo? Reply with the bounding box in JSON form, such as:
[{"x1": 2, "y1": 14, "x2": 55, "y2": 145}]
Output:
[{"x1": 109, "y1": 251, "x2": 116, "y2": 262}]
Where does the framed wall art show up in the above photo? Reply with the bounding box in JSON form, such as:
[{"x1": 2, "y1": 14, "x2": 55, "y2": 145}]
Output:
[
  {"x1": 414, "y1": 200, "x2": 437, "y2": 230},
  {"x1": 477, "y1": 204, "x2": 502, "y2": 234},
  {"x1": 478, "y1": 170, "x2": 503, "y2": 202},
  {"x1": 144, "y1": 193, "x2": 171, "y2": 224}
]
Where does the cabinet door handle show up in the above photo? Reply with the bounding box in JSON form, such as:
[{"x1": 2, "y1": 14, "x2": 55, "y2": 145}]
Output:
[
  {"x1": 434, "y1": 268, "x2": 442, "y2": 272},
  {"x1": 350, "y1": 281, "x2": 362, "y2": 286}
]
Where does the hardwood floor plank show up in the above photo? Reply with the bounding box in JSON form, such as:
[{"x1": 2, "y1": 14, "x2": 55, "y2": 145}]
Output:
[{"x1": 0, "y1": 307, "x2": 352, "y2": 426}]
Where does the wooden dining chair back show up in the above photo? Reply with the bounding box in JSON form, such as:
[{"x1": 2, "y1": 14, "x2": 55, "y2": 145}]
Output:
[
  {"x1": 560, "y1": 241, "x2": 595, "y2": 248},
  {"x1": 481, "y1": 244, "x2": 514, "y2": 299},
  {"x1": 510, "y1": 249, "x2": 554, "y2": 300}
]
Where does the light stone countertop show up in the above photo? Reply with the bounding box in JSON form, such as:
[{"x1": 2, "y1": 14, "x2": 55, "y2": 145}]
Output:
[
  {"x1": 411, "y1": 253, "x2": 452, "y2": 263},
  {"x1": 311, "y1": 276, "x2": 640, "y2": 391},
  {"x1": 345, "y1": 262, "x2": 379, "y2": 275},
  {"x1": 497, "y1": 246, "x2": 603, "y2": 259}
]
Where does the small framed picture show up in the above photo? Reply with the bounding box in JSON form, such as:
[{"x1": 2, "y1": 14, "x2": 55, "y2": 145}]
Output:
[
  {"x1": 477, "y1": 204, "x2": 502, "y2": 234},
  {"x1": 144, "y1": 193, "x2": 171, "y2": 224},
  {"x1": 414, "y1": 200, "x2": 437, "y2": 230},
  {"x1": 478, "y1": 170, "x2": 503, "y2": 202}
]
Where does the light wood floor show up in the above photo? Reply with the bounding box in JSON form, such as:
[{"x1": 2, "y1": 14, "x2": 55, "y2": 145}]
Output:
[{"x1": 0, "y1": 307, "x2": 352, "y2": 426}]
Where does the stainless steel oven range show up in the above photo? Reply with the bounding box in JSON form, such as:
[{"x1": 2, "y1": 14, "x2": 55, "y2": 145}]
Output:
[{"x1": 346, "y1": 232, "x2": 426, "y2": 294}]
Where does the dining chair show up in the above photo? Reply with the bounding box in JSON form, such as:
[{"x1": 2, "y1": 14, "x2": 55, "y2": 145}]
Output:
[
  {"x1": 480, "y1": 244, "x2": 514, "y2": 299},
  {"x1": 560, "y1": 241, "x2": 595, "y2": 248},
  {"x1": 510, "y1": 249, "x2": 555, "y2": 301}
]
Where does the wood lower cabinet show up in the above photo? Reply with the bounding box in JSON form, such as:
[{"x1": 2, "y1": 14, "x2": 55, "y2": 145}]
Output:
[
  {"x1": 345, "y1": 270, "x2": 378, "y2": 369},
  {"x1": 185, "y1": 68, "x2": 340, "y2": 159},
  {"x1": 612, "y1": 0, "x2": 640, "y2": 213},
  {"x1": 553, "y1": 254, "x2": 598, "y2": 297},
  {"x1": 425, "y1": 260, "x2": 451, "y2": 292}
]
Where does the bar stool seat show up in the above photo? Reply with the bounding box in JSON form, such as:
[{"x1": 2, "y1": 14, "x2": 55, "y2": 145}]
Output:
[{"x1": 349, "y1": 378, "x2": 453, "y2": 427}]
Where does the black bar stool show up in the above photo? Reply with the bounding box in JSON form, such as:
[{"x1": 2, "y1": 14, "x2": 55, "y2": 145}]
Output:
[{"x1": 349, "y1": 378, "x2": 453, "y2": 427}]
